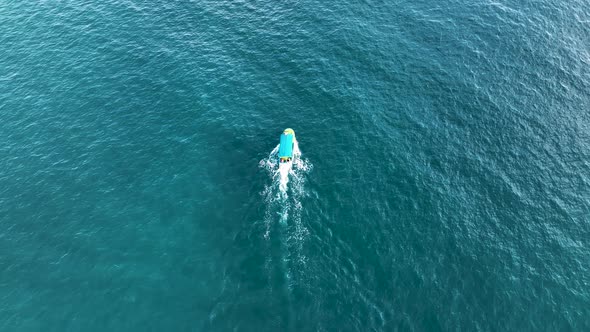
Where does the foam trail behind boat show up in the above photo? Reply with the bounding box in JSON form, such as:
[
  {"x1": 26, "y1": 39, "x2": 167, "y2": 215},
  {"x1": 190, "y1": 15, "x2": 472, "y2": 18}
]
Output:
[
  {"x1": 259, "y1": 142, "x2": 312, "y2": 233},
  {"x1": 259, "y1": 140, "x2": 312, "y2": 294}
]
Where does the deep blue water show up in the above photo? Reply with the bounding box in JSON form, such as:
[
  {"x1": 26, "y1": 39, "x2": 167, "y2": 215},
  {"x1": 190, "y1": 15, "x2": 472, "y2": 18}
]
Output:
[{"x1": 1, "y1": 0, "x2": 589, "y2": 331}]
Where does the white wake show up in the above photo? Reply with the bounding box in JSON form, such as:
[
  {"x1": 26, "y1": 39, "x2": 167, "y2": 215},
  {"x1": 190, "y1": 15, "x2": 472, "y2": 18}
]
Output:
[
  {"x1": 258, "y1": 139, "x2": 312, "y2": 239},
  {"x1": 258, "y1": 139, "x2": 312, "y2": 293}
]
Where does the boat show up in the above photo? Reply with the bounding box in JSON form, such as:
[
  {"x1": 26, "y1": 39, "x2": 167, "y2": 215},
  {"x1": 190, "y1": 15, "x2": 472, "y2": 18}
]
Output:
[{"x1": 278, "y1": 128, "x2": 296, "y2": 163}]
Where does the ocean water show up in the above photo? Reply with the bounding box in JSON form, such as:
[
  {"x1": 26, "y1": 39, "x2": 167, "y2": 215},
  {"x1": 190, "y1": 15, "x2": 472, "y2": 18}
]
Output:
[{"x1": 1, "y1": 0, "x2": 589, "y2": 330}]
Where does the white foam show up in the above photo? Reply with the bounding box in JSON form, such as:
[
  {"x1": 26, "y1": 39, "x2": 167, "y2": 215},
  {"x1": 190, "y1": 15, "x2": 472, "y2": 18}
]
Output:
[
  {"x1": 259, "y1": 140, "x2": 312, "y2": 240},
  {"x1": 258, "y1": 139, "x2": 313, "y2": 293}
]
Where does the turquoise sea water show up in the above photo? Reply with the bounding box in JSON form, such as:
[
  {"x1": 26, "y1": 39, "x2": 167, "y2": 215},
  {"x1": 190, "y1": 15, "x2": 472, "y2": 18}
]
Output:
[{"x1": 1, "y1": 0, "x2": 589, "y2": 330}]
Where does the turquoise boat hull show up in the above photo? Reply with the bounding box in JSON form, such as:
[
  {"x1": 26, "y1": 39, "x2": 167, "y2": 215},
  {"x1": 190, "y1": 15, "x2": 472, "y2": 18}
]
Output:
[{"x1": 278, "y1": 128, "x2": 295, "y2": 162}]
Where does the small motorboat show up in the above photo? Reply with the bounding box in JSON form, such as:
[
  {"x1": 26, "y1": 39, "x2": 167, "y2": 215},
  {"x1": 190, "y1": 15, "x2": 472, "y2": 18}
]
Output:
[{"x1": 278, "y1": 128, "x2": 296, "y2": 163}]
